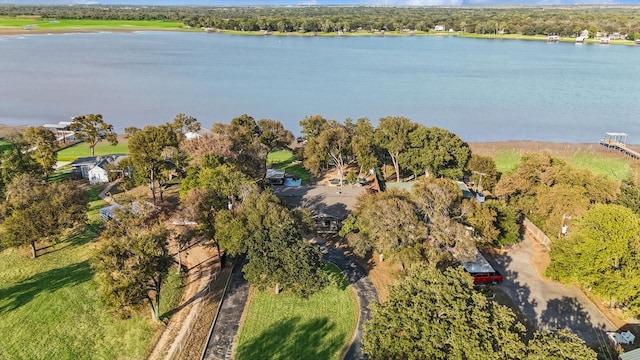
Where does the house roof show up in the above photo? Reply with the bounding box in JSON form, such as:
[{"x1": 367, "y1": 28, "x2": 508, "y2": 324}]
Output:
[
  {"x1": 621, "y1": 348, "x2": 640, "y2": 360},
  {"x1": 273, "y1": 185, "x2": 365, "y2": 220},
  {"x1": 266, "y1": 168, "x2": 286, "y2": 179},
  {"x1": 69, "y1": 156, "x2": 100, "y2": 168},
  {"x1": 70, "y1": 155, "x2": 124, "y2": 169}
]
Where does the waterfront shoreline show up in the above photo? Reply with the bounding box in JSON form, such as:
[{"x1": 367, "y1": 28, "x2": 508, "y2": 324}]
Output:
[{"x1": 0, "y1": 26, "x2": 637, "y2": 46}]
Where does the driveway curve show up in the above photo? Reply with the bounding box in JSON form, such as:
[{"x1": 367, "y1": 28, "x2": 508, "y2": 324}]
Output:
[
  {"x1": 201, "y1": 241, "x2": 379, "y2": 360},
  {"x1": 492, "y1": 236, "x2": 615, "y2": 346}
]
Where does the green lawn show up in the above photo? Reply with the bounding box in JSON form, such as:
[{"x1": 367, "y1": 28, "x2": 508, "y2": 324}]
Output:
[
  {"x1": 0, "y1": 196, "x2": 182, "y2": 359},
  {"x1": 0, "y1": 138, "x2": 12, "y2": 153},
  {"x1": 568, "y1": 152, "x2": 629, "y2": 181},
  {"x1": 234, "y1": 263, "x2": 358, "y2": 360},
  {"x1": 493, "y1": 149, "x2": 523, "y2": 174},
  {"x1": 266, "y1": 149, "x2": 311, "y2": 184},
  {"x1": 492, "y1": 149, "x2": 630, "y2": 181},
  {"x1": 0, "y1": 17, "x2": 189, "y2": 31},
  {"x1": 57, "y1": 140, "x2": 128, "y2": 161}
]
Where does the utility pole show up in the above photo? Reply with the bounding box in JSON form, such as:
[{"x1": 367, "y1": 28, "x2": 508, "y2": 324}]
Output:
[
  {"x1": 559, "y1": 214, "x2": 571, "y2": 237},
  {"x1": 472, "y1": 171, "x2": 487, "y2": 192}
]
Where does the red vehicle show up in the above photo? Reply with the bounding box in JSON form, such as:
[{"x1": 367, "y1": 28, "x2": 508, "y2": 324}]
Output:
[{"x1": 458, "y1": 252, "x2": 503, "y2": 285}]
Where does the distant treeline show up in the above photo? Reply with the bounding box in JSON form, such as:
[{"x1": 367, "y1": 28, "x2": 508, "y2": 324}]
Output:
[{"x1": 2, "y1": 5, "x2": 640, "y2": 38}]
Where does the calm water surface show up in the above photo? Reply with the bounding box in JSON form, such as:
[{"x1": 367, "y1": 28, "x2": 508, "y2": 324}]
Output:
[{"x1": 1, "y1": 31, "x2": 639, "y2": 143}]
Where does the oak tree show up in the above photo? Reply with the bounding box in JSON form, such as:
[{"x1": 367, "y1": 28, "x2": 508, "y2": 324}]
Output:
[
  {"x1": 0, "y1": 175, "x2": 87, "y2": 258},
  {"x1": 92, "y1": 205, "x2": 172, "y2": 321},
  {"x1": 23, "y1": 126, "x2": 58, "y2": 179},
  {"x1": 70, "y1": 113, "x2": 118, "y2": 156}
]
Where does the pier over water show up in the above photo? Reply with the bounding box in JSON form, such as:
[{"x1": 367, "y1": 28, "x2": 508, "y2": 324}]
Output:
[{"x1": 599, "y1": 132, "x2": 640, "y2": 160}]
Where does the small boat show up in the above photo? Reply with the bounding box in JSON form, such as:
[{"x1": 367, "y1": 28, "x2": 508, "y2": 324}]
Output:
[{"x1": 575, "y1": 36, "x2": 585, "y2": 43}]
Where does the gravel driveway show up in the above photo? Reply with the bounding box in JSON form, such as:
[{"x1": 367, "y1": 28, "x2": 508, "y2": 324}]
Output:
[{"x1": 491, "y1": 236, "x2": 615, "y2": 346}]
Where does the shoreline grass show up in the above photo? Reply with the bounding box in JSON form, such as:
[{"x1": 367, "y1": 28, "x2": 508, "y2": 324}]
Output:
[{"x1": 234, "y1": 263, "x2": 358, "y2": 360}]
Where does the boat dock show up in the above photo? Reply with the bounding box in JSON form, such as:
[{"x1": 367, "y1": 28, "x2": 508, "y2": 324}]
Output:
[{"x1": 599, "y1": 132, "x2": 640, "y2": 160}]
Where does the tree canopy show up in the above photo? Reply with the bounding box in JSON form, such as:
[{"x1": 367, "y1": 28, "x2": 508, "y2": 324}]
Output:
[
  {"x1": 495, "y1": 152, "x2": 619, "y2": 235},
  {"x1": 363, "y1": 265, "x2": 596, "y2": 360},
  {"x1": 215, "y1": 190, "x2": 324, "y2": 296},
  {"x1": 546, "y1": 203, "x2": 640, "y2": 316},
  {"x1": 0, "y1": 175, "x2": 87, "y2": 258},
  {"x1": 70, "y1": 113, "x2": 118, "y2": 156},
  {"x1": 92, "y1": 205, "x2": 173, "y2": 321}
]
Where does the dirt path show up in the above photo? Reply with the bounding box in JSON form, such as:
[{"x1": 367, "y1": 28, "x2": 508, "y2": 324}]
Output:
[{"x1": 148, "y1": 244, "x2": 219, "y2": 360}]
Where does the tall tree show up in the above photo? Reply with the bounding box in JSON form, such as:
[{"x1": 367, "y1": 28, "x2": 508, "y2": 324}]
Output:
[
  {"x1": 23, "y1": 126, "x2": 58, "y2": 179},
  {"x1": 92, "y1": 206, "x2": 172, "y2": 321},
  {"x1": 467, "y1": 153, "x2": 499, "y2": 192},
  {"x1": 401, "y1": 126, "x2": 470, "y2": 179},
  {"x1": 375, "y1": 116, "x2": 417, "y2": 183},
  {"x1": 0, "y1": 175, "x2": 87, "y2": 258},
  {"x1": 340, "y1": 189, "x2": 429, "y2": 269},
  {"x1": 303, "y1": 120, "x2": 351, "y2": 182},
  {"x1": 547, "y1": 203, "x2": 640, "y2": 316},
  {"x1": 70, "y1": 113, "x2": 118, "y2": 156},
  {"x1": 0, "y1": 133, "x2": 43, "y2": 196},
  {"x1": 180, "y1": 161, "x2": 258, "y2": 255},
  {"x1": 257, "y1": 118, "x2": 294, "y2": 153},
  {"x1": 363, "y1": 265, "x2": 596, "y2": 360},
  {"x1": 299, "y1": 114, "x2": 327, "y2": 141},
  {"x1": 350, "y1": 117, "x2": 378, "y2": 175},
  {"x1": 127, "y1": 124, "x2": 179, "y2": 203},
  {"x1": 214, "y1": 190, "x2": 324, "y2": 296},
  {"x1": 363, "y1": 265, "x2": 527, "y2": 360},
  {"x1": 212, "y1": 114, "x2": 267, "y2": 179}
]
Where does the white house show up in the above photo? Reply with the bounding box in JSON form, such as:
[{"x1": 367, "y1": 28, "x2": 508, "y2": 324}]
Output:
[
  {"x1": 70, "y1": 155, "x2": 124, "y2": 183},
  {"x1": 434, "y1": 25, "x2": 445, "y2": 31},
  {"x1": 88, "y1": 158, "x2": 111, "y2": 184}
]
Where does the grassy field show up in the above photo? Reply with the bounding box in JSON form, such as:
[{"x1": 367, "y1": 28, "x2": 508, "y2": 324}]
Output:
[
  {"x1": 57, "y1": 140, "x2": 128, "y2": 161},
  {"x1": 267, "y1": 149, "x2": 311, "y2": 184},
  {"x1": 0, "y1": 138, "x2": 12, "y2": 153},
  {"x1": 569, "y1": 152, "x2": 629, "y2": 181},
  {"x1": 0, "y1": 195, "x2": 182, "y2": 359},
  {"x1": 491, "y1": 149, "x2": 629, "y2": 181},
  {"x1": 234, "y1": 263, "x2": 358, "y2": 360},
  {"x1": 493, "y1": 149, "x2": 523, "y2": 174},
  {"x1": 0, "y1": 17, "x2": 189, "y2": 32}
]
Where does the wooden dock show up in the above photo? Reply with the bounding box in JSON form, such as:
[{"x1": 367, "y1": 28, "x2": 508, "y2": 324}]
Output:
[{"x1": 600, "y1": 133, "x2": 640, "y2": 160}]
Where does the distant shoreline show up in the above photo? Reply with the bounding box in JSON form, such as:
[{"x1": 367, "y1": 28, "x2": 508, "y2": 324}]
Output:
[{"x1": 0, "y1": 26, "x2": 637, "y2": 46}]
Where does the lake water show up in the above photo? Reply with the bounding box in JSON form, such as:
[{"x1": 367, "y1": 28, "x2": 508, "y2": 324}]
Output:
[{"x1": 1, "y1": 31, "x2": 639, "y2": 143}]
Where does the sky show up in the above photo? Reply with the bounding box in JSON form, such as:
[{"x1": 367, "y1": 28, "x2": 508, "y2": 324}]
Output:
[{"x1": 2, "y1": 0, "x2": 639, "y2": 6}]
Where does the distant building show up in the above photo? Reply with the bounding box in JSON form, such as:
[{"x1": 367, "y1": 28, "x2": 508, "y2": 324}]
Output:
[{"x1": 434, "y1": 25, "x2": 445, "y2": 32}]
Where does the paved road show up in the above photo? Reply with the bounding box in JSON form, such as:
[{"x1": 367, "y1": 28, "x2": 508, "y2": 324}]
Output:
[
  {"x1": 492, "y1": 236, "x2": 615, "y2": 345},
  {"x1": 201, "y1": 258, "x2": 249, "y2": 360},
  {"x1": 201, "y1": 243, "x2": 379, "y2": 360}
]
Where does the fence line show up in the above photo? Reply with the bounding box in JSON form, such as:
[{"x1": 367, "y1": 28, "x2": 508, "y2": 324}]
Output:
[{"x1": 522, "y1": 217, "x2": 552, "y2": 249}]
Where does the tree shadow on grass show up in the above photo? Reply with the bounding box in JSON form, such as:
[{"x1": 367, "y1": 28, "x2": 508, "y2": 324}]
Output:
[
  {"x1": 38, "y1": 225, "x2": 98, "y2": 257},
  {"x1": 0, "y1": 260, "x2": 92, "y2": 313},
  {"x1": 235, "y1": 316, "x2": 344, "y2": 360}
]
